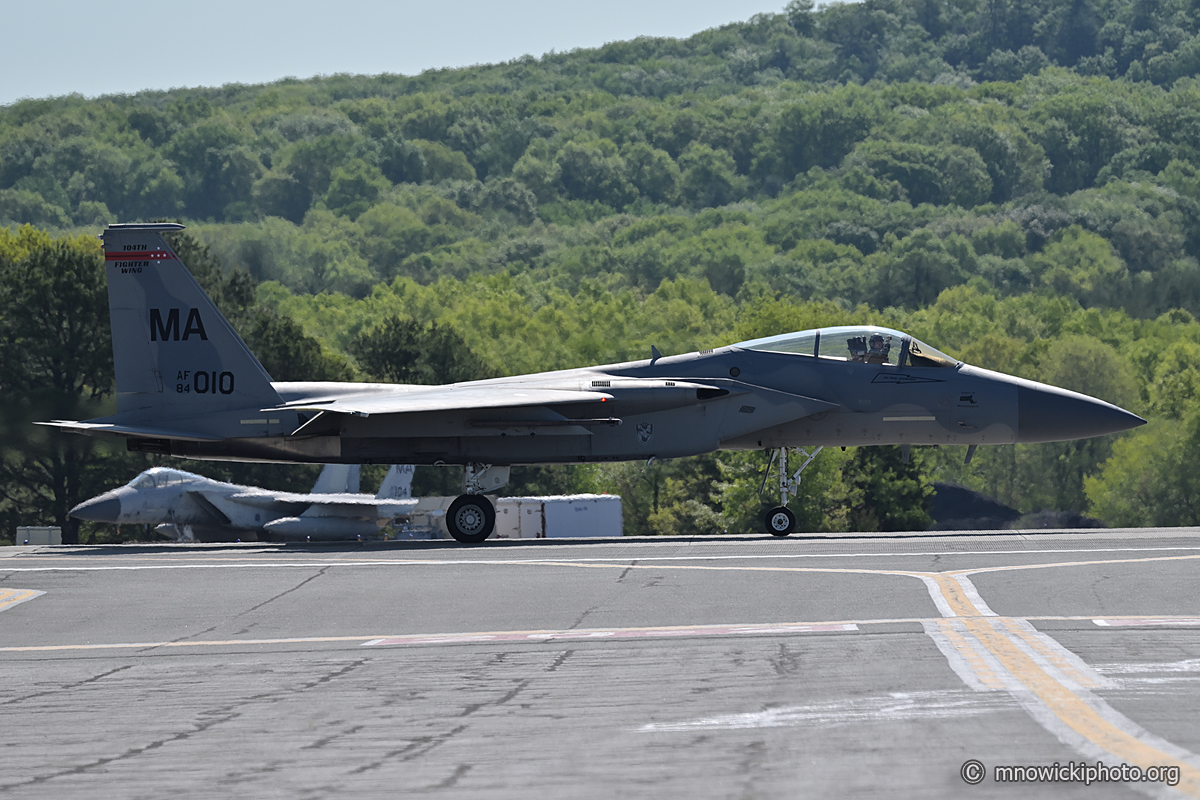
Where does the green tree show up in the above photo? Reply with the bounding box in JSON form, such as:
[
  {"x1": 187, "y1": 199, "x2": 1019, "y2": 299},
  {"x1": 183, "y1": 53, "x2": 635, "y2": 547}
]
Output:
[
  {"x1": 350, "y1": 315, "x2": 495, "y2": 385},
  {"x1": 0, "y1": 228, "x2": 115, "y2": 543},
  {"x1": 677, "y1": 143, "x2": 745, "y2": 208},
  {"x1": 411, "y1": 140, "x2": 476, "y2": 183},
  {"x1": 323, "y1": 159, "x2": 390, "y2": 218},
  {"x1": 164, "y1": 121, "x2": 262, "y2": 220},
  {"x1": 1086, "y1": 415, "x2": 1200, "y2": 526},
  {"x1": 624, "y1": 142, "x2": 680, "y2": 204},
  {"x1": 870, "y1": 230, "x2": 974, "y2": 309},
  {"x1": 1022, "y1": 334, "x2": 1141, "y2": 511},
  {"x1": 1148, "y1": 339, "x2": 1200, "y2": 419},
  {"x1": 379, "y1": 134, "x2": 426, "y2": 184},
  {"x1": 556, "y1": 139, "x2": 637, "y2": 208},
  {"x1": 1031, "y1": 227, "x2": 1131, "y2": 308},
  {"x1": 770, "y1": 88, "x2": 887, "y2": 177},
  {"x1": 841, "y1": 445, "x2": 934, "y2": 532}
]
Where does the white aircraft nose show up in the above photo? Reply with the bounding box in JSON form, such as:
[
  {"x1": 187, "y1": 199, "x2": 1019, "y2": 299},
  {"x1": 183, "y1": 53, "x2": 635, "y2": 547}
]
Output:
[{"x1": 70, "y1": 492, "x2": 122, "y2": 523}]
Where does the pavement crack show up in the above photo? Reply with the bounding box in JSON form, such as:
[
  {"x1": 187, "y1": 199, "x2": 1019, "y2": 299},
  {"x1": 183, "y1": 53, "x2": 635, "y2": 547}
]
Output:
[
  {"x1": 236, "y1": 566, "x2": 330, "y2": 618},
  {"x1": 302, "y1": 724, "x2": 365, "y2": 751},
  {"x1": 233, "y1": 659, "x2": 369, "y2": 707},
  {"x1": 346, "y1": 724, "x2": 468, "y2": 774},
  {"x1": 0, "y1": 665, "x2": 132, "y2": 707},
  {"x1": 567, "y1": 605, "x2": 597, "y2": 630},
  {"x1": 429, "y1": 764, "x2": 471, "y2": 790},
  {"x1": 459, "y1": 679, "x2": 531, "y2": 717},
  {"x1": 298, "y1": 659, "x2": 367, "y2": 692},
  {"x1": 616, "y1": 562, "x2": 637, "y2": 582},
  {"x1": 0, "y1": 709, "x2": 240, "y2": 790},
  {"x1": 152, "y1": 623, "x2": 220, "y2": 649},
  {"x1": 768, "y1": 643, "x2": 802, "y2": 676},
  {"x1": 736, "y1": 740, "x2": 767, "y2": 798},
  {"x1": 546, "y1": 649, "x2": 574, "y2": 672}
]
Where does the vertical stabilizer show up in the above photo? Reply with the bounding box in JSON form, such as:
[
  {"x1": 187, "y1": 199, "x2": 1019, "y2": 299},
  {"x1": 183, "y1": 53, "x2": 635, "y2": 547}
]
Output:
[
  {"x1": 311, "y1": 464, "x2": 361, "y2": 494},
  {"x1": 376, "y1": 465, "x2": 415, "y2": 499},
  {"x1": 101, "y1": 223, "x2": 281, "y2": 417}
]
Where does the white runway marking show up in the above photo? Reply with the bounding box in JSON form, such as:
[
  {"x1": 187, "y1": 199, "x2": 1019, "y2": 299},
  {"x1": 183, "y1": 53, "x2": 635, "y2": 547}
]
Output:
[
  {"x1": 640, "y1": 690, "x2": 1014, "y2": 732},
  {"x1": 5, "y1": 545, "x2": 1200, "y2": 572},
  {"x1": 362, "y1": 622, "x2": 858, "y2": 648},
  {"x1": 1095, "y1": 618, "x2": 1200, "y2": 627}
]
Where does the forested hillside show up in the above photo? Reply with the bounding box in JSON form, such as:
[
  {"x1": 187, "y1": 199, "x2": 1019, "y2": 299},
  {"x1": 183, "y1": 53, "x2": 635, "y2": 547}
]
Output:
[{"x1": 4, "y1": 0, "x2": 1200, "y2": 542}]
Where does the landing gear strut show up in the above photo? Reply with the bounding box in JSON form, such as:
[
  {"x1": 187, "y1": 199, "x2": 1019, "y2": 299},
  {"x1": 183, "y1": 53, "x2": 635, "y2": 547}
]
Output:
[
  {"x1": 761, "y1": 446, "x2": 823, "y2": 537},
  {"x1": 446, "y1": 463, "x2": 510, "y2": 544}
]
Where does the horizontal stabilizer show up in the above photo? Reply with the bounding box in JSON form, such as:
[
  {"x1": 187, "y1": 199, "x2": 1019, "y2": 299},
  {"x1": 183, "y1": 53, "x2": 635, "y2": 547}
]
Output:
[{"x1": 36, "y1": 420, "x2": 224, "y2": 441}]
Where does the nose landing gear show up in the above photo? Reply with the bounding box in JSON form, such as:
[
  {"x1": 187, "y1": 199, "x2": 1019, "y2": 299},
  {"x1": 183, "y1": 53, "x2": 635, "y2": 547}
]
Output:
[
  {"x1": 761, "y1": 446, "x2": 823, "y2": 537},
  {"x1": 766, "y1": 506, "x2": 796, "y2": 536}
]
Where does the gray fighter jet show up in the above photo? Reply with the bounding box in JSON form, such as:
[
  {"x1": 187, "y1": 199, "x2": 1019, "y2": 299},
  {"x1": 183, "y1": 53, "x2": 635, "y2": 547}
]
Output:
[
  {"x1": 45, "y1": 223, "x2": 1145, "y2": 542},
  {"x1": 70, "y1": 464, "x2": 416, "y2": 542}
]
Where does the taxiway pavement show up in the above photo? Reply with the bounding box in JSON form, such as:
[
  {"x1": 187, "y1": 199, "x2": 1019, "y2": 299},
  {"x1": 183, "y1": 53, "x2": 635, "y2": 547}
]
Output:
[{"x1": 2, "y1": 529, "x2": 1200, "y2": 798}]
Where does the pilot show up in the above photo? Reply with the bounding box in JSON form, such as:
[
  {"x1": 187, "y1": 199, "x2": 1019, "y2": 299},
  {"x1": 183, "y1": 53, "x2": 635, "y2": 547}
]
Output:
[{"x1": 866, "y1": 333, "x2": 891, "y2": 364}]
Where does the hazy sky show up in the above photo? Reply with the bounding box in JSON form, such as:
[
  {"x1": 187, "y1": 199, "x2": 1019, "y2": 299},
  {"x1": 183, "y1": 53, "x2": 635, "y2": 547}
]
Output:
[{"x1": 1, "y1": 1, "x2": 789, "y2": 106}]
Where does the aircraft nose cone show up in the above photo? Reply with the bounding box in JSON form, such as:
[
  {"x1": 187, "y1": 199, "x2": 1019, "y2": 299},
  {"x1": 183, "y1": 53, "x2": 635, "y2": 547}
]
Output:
[
  {"x1": 70, "y1": 494, "x2": 121, "y2": 523},
  {"x1": 1017, "y1": 384, "x2": 1146, "y2": 443}
]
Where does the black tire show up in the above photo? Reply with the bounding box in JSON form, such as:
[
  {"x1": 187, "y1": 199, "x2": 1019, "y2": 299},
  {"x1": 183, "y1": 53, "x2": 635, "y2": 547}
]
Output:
[
  {"x1": 765, "y1": 506, "x2": 796, "y2": 537},
  {"x1": 447, "y1": 495, "x2": 495, "y2": 543}
]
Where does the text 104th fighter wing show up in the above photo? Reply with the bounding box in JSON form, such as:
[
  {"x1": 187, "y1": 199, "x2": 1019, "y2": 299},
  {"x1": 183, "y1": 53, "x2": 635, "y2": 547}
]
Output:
[{"x1": 42, "y1": 223, "x2": 1145, "y2": 542}]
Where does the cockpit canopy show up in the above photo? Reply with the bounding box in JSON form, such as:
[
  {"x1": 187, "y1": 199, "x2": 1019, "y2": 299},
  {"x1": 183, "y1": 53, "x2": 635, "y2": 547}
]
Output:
[
  {"x1": 127, "y1": 468, "x2": 204, "y2": 489},
  {"x1": 733, "y1": 326, "x2": 958, "y2": 368}
]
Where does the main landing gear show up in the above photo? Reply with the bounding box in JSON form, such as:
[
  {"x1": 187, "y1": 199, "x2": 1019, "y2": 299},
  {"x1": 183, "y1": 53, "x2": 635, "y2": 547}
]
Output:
[
  {"x1": 446, "y1": 463, "x2": 510, "y2": 544},
  {"x1": 761, "y1": 446, "x2": 823, "y2": 537}
]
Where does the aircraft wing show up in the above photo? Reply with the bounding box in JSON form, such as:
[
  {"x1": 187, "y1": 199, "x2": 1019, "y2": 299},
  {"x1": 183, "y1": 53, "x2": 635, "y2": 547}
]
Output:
[
  {"x1": 227, "y1": 491, "x2": 417, "y2": 513},
  {"x1": 268, "y1": 385, "x2": 614, "y2": 417},
  {"x1": 298, "y1": 498, "x2": 418, "y2": 519}
]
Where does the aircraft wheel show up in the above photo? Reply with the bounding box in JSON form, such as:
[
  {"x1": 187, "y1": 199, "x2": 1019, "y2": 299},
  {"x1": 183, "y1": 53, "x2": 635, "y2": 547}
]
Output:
[
  {"x1": 447, "y1": 495, "x2": 495, "y2": 544},
  {"x1": 765, "y1": 507, "x2": 796, "y2": 537}
]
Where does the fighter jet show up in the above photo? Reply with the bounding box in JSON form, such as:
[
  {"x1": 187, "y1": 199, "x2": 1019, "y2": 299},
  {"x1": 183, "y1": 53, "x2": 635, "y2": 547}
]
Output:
[
  {"x1": 70, "y1": 463, "x2": 417, "y2": 542},
  {"x1": 44, "y1": 223, "x2": 1145, "y2": 542}
]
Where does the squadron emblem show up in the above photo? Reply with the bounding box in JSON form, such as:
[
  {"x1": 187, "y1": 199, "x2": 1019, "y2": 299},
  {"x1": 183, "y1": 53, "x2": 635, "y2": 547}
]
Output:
[{"x1": 636, "y1": 421, "x2": 654, "y2": 444}]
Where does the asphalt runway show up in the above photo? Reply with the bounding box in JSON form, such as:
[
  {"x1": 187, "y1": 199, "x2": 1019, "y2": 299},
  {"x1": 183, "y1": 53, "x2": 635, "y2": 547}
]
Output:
[{"x1": 3, "y1": 530, "x2": 1200, "y2": 799}]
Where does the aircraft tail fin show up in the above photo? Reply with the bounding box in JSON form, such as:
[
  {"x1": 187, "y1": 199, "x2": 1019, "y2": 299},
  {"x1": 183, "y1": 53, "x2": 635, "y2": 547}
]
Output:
[
  {"x1": 376, "y1": 465, "x2": 415, "y2": 500},
  {"x1": 311, "y1": 465, "x2": 361, "y2": 494},
  {"x1": 101, "y1": 223, "x2": 281, "y2": 417}
]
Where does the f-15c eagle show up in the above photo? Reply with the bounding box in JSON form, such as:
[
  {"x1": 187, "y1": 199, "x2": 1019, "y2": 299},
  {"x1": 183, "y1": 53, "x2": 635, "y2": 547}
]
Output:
[
  {"x1": 70, "y1": 463, "x2": 416, "y2": 542},
  {"x1": 43, "y1": 223, "x2": 1145, "y2": 542}
]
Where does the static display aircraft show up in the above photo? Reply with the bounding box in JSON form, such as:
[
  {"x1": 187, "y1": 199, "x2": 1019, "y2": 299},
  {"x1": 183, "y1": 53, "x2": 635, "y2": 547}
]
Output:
[
  {"x1": 70, "y1": 463, "x2": 416, "y2": 541},
  {"x1": 45, "y1": 223, "x2": 1145, "y2": 542}
]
